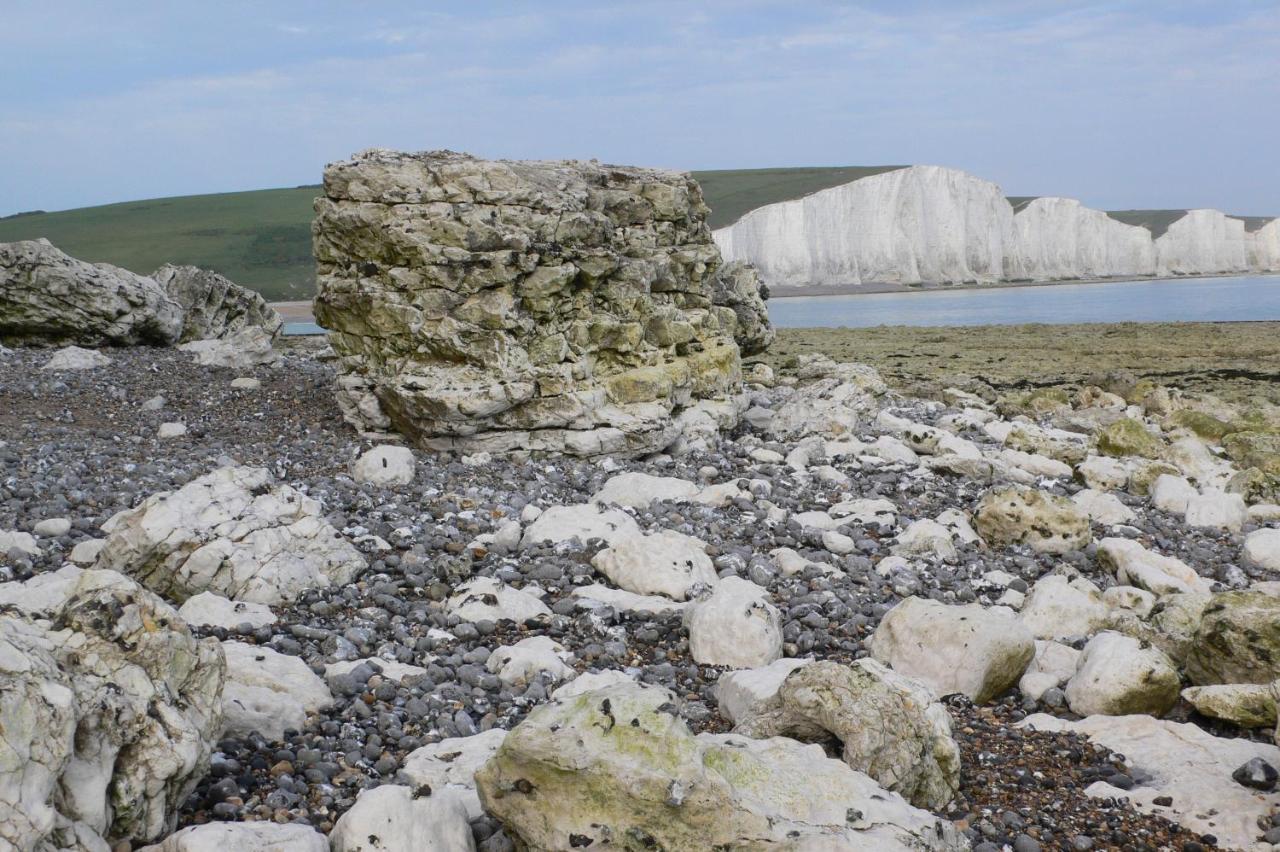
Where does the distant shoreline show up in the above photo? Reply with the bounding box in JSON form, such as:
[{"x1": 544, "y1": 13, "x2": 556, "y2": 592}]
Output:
[{"x1": 765, "y1": 270, "x2": 1280, "y2": 299}]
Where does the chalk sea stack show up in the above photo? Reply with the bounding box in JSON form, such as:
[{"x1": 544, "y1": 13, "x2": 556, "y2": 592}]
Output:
[{"x1": 312, "y1": 149, "x2": 747, "y2": 457}]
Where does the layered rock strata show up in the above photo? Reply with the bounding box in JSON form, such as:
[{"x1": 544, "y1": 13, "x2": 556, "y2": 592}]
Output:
[{"x1": 313, "y1": 149, "x2": 746, "y2": 456}]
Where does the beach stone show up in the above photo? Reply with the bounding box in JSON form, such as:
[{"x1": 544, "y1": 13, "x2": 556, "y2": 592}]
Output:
[
  {"x1": 1244, "y1": 528, "x2": 1280, "y2": 571},
  {"x1": 474, "y1": 682, "x2": 965, "y2": 850},
  {"x1": 551, "y1": 669, "x2": 639, "y2": 700},
  {"x1": 1185, "y1": 591, "x2": 1280, "y2": 685},
  {"x1": 138, "y1": 823, "x2": 326, "y2": 852},
  {"x1": 714, "y1": 658, "x2": 813, "y2": 723},
  {"x1": 313, "y1": 149, "x2": 742, "y2": 457},
  {"x1": 1018, "y1": 640, "x2": 1082, "y2": 701},
  {"x1": 177, "y1": 591, "x2": 276, "y2": 630},
  {"x1": 0, "y1": 568, "x2": 223, "y2": 851},
  {"x1": 157, "y1": 422, "x2": 187, "y2": 439},
  {"x1": 399, "y1": 730, "x2": 509, "y2": 819},
  {"x1": 151, "y1": 263, "x2": 283, "y2": 342},
  {"x1": 0, "y1": 238, "x2": 182, "y2": 346},
  {"x1": 486, "y1": 636, "x2": 574, "y2": 686},
  {"x1": 891, "y1": 519, "x2": 958, "y2": 561},
  {"x1": 447, "y1": 577, "x2": 551, "y2": 623},
  {"x1": 325, "y1": 658, "x2": 428, "y2": 688},
  {"x1": 1184, "y1": 490, "x2": 1248, "y2": 531},
  {"x1": 1075, "y1": 456, "x2": 1132, "y2": 491},
  {"x1": 68, "y1": 537, "x2": 105, "y2": 564},
  {"x1": 220, "y1": 640, "x2": 333, "y2": 740},
  {"x1": 93, "y1": 465, "x2": 367, "y2": 605},
  {"x1": 1018, "y1": 574, "x2": 1109, "y2": 640},
  {"x1": 591, "y1": 471, "x2": 699, "y2": 509},
  {"x1": 520, "y1": 503, "x2": 640, "y2": 548},
  {"x1": 734, "y1": 659, "x2": 961, "y2": 809},
  {"x1": 178, "y1": 326, "x2": 281, "y2": 368},
  {"x1": 32, "y1": 517, "x2": 71, "y2": 538},
  {"x1": 1070, "y1": 488, "x2": 1136, "y2": 524},
  {"x1": 975, "y1": 485, "x2": 1092, "y2": 554},
  {"x1": 42, "y1": 345, "x2": 112, "y2": 370},
  {"x1": 1023, "y1": 713, "x2": 1280, "y2": 851},
  {"x1": 710, "y1": 259, "x2": 774, "y2": 355},
  {"x1": 871, "y1": 596, "x2": 1035, "y2": 703},
  {"x1": 1064, "y1": 631, "x2": 1180, "y2": 716},
  {"x1": 229, "y1": 376, "x2": 261, "y2": 389},
  {"x1": 570, "y1": 583, "x2": 687, "y2": 615},
  {"x1": 1096, "y1": 537, "x2": 1211, "y2": 595},
  {"x1": 1151, "y1": 474, "x2": 1197, "y2": 514},
  {"x1": 330, "y1": 785, "x2": 474, "y2": 852},
  {"x1": 1182, "y1": 683, "x2": 1277, "y2": 728},
  {"x1": 1097, "y1": 417, "x2": 1164, "y2": 458},
  {"x1": 351, "y1": 444, "x2": 416, "y2": 486},
  {"x1": 0, "y1": 529, "x2": 40, "y2": 557},
  {"x1": 591, "y1": 530, "x2": 716, "y2": 601},
  {"x1": 683, "y1": 577, "x2": 783, "y2": 668}
]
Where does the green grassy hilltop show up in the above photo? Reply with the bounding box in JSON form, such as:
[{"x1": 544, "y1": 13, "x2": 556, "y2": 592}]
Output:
[{"x1": 0, "y1": 166, "x2": 891, "y2": 301}]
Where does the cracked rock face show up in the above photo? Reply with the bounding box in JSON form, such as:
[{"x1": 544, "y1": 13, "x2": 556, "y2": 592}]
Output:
[
  {"x1": 93, "y1": 465, "x2": 366, "y2": 605},
  {"x1": 0, "y1": 239, "x2": 183, "y2": 346},
  {"x1": 475, "y1": 682, "x2": 966, "y2": 850},
  {"x1": 0, "y1": 568, "x2": 224, "y2": 851},
  {"x1": 708, "y1": 260, "x2": 774, "y2": 355},
  {"x1": 312, "y1": 149, "x2": 744, "y2": 457},
  {"x1": 152, "y1": 264, "x2": 283, "y2": 344}
]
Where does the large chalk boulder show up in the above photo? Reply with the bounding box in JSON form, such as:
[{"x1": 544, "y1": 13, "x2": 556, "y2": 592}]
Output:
[
  {"x1": 1064, "y1": 631, "x2": 1180, "y2": 716},
  {"x1": 0, "y1": 568, "x2": 224, "y2": 851},
  {"x1": 313, "y1": 149, "x2": 743, "y2": 457},
  {"x1": 974, "y1": 485, "x2": 1092, "y2": 553},
  {"x1": 94, "y1": 465, "x2": 367, "y2": 605},
  {"x1": 591, "y1": 530, "x2": 717, "y2": 601},
  {"x1": 398, "y1": 730, "x2": 508, "y2": 819},
  {"x1": 474, "y1": 682, "x2": 966, "y2": 850},
  {"x1": 139, "y1": 823, "x2": 327, "y2": 852},
  {"x1": 870, "y1": 596, "x2": 1035, "y2": 703},
  {"x1": 733, "y1": 660, "x2": 961, "y2": 809},
  {"x1": 220, "y1": 640, "x2": 333, "y2": 740},
  {"x1": 151, "y1": 263, "x2": 283, "y2": 343},
  {"x1": 1185, "y1": 591, "x2": 1280, "y2": 685},
  {"x1": 0, "y1": 238, "x2": 183, "y2": 346},
  {"x1": 683, "y1": 577, "x2": 783, "y2": 668},
  {"x1": 329, "y1": 785, "x2": 474, "y2": 852}
]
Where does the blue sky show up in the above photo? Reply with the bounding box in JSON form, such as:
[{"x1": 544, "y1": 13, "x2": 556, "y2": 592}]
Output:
[{"x1": 2, "y1": 1, "x2": 1277, "y2": 215}]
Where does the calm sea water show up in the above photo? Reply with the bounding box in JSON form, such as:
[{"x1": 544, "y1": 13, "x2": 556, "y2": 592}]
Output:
[
  {"x1": 767, "y1": 275, "x2": 1280, "y2": 328},
  {"x1": 282, "y1": 275, "x2": 1280, "y2": 335}
]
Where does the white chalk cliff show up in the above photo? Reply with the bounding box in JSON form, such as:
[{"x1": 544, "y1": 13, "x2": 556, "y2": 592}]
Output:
[{"x1": 713, "y1": 165, "x2": 1278, "y2": 288}]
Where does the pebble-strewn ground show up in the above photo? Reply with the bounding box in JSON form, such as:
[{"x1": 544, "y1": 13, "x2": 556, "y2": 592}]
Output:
[{"x1": 1, "y1": 337, "x2": 1269, "y2": 850}]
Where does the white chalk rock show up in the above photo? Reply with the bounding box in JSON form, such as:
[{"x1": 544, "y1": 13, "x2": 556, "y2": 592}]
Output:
[
  {"x1": 830, "y1": 497, "x2": 897, "y2": 526},
  {"x1": 891, "y1": 519, "x2": 958, "y2": 561},
  {"x1": 551, "y1": 669, "x2": 639, "y2": 700},
  {"x1": 683, "y1": 577, "x2": 783, "y2": 669},
  {"x1": 1097, "y1": 537, "x2": 1212, "y2": 595},
  {"x1": 1244, "y1": 528, "x2": 1280, "y2": 572},
  {"x1": 1071, "y1": 489, "x2": 1136, "y2": 525},
  {"x1": 157, "y1": 422, "x2": 187, "y2": 439},
  {"x1": 591, "y1": 530, "x2": 716, "y2": 601},
  {"x1": 714, "y1": 657, "x2": 813, "y2": 723},
  {"x1": 0, "y1": 529, "x2": 40, "y2": 557},
  {"x1": 221, "y1": 640, "x2": 332, "y2": 740},
  {"x1": 399, "y1": 729, "x2": 509, "y2": 819},
  {"x1": 93, "y1": 465, "x2": 367, "y2": 605},
  {"x1": 447, "y1": 577, "x2": 550, "y2": 623},
  {"x1": 1076, "y1": 456, "x2": 1133, "y2": 491},
  {"x1": 1018, "y1": 574, "x2": 1109, "y2": 641},
  {"x1": 351, "y1": 445, "x2": 416, "y2": 486},
  {"x1": 1151, "y1": 474, "x2": 1197, "y2": 514},
  {"x1": 229, "y1": 376, "x2": 261, "y2": 390},
  {"x1": 569, "y1": 583, "x2": 688, "y2": 615},
  {"x1": 870, "y1": 596, "x2": 1034, "y2": 703},
  {"x1": 1018, "y1": 640, "x2": 1081, "y2": 701},
  {"x1": 1064, "y1": 631, "x2": 1180, "y2": 717},
  {"x1": 138, "y1": 823, "x2": 327, "y2": 852},
  {"x1": 178, "y1": 591, "x2": 276, "y2": 630},
  {"x1": 330, "y1": 785, "x2": 475, "y2": 852},
  {"x1": 520, "y1": 503, "x2": 640, "y2": 548},
  {"x1": 486, "y1": 636, "x2": 574, "y2": 686},
  {"x1": 178, "y1": 326, "x2": 281, "y2": 368},
  {"x1": 68, "y1": 537, "x2": 105, "y2": 564},
  {"x1": 591, "y1": 471, "x2": 700, "y2": 508},
  {"x1": 32, "y1": 517, "x2": 71, "y2": 538},
  {"x1": 1184, "y1": 490, "x2": 1248, "y2": 531},
  {"x1": 325, "y1": 658, "x2": 427, "y2": 688},
  {"x1": 42, "y1": 345, "x2": 111, "y2": 370}
]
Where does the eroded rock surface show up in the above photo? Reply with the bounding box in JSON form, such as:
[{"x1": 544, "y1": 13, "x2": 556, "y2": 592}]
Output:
[
  {"x1": 313, "y1": 149, "x2": 745, "y2": 456},
  {"x1": 152, "y1": 264, "x2": 283, "y2": 343}
]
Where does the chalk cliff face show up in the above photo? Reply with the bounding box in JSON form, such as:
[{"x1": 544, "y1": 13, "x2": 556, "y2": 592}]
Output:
[
  {"x1": 714, "y1": 166, "x2": 1277, "y2": 288},
  {"x1": 1013, "y1": 197, "x2": 1156, "y2": 281},
  {"x1": 1246, "y1": 219, "x2": 1280, "y2": 272},
  {"x1": 713, "y1": 165, "x2": 1017, "y2": 287},
  {"x1": 1155, "y1": 210, "x2": 1249, "y2": 276}
]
